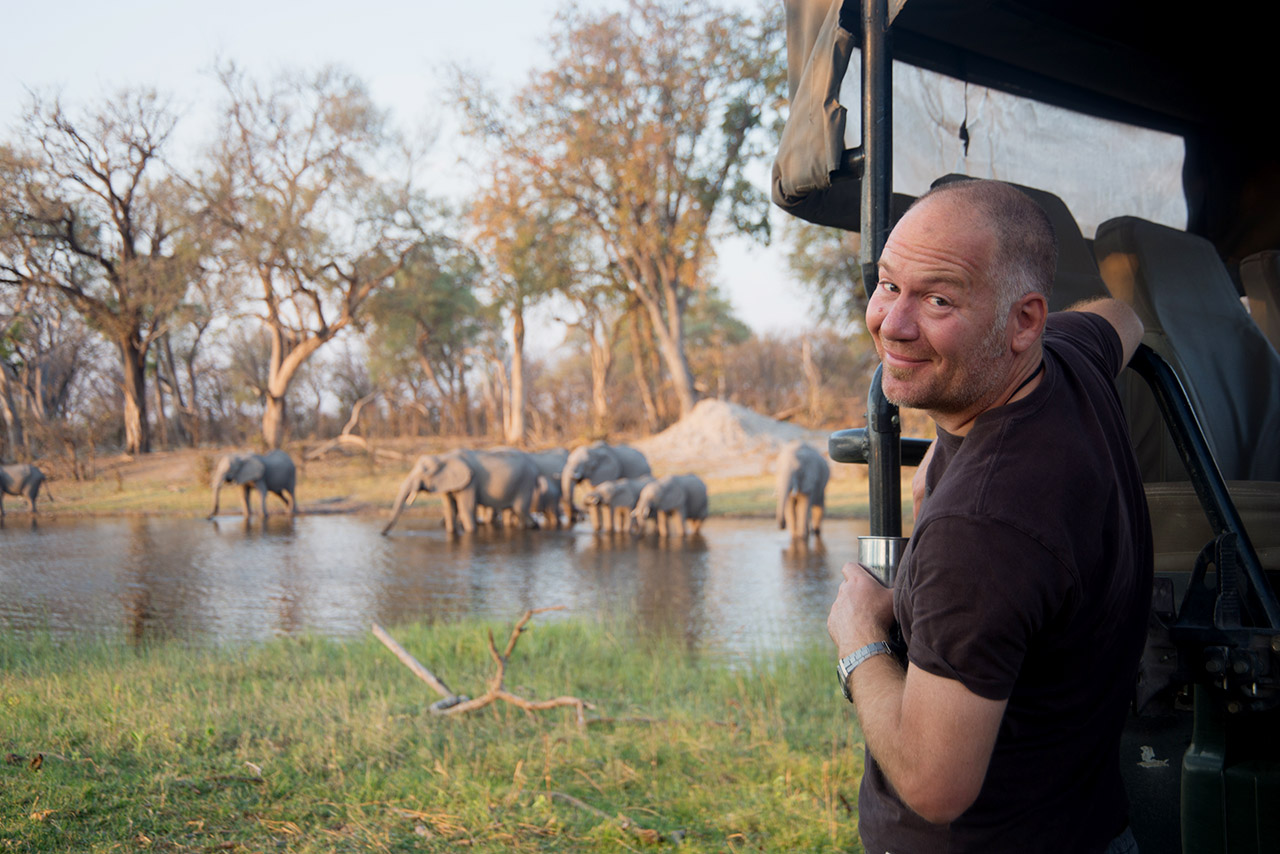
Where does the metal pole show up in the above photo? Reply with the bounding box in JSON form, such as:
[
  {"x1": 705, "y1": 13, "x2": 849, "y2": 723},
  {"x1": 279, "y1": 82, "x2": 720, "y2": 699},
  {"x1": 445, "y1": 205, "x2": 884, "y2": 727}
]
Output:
[{"x1": 860, "y1": 0, "x2": 902, "y2": 537}]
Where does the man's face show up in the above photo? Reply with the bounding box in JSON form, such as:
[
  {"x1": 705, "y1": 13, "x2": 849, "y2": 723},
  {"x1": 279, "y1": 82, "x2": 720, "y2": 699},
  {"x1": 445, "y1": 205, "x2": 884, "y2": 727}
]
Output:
[{"x1": 866, "y1": 195, "x2": 1013, "y2": 420}]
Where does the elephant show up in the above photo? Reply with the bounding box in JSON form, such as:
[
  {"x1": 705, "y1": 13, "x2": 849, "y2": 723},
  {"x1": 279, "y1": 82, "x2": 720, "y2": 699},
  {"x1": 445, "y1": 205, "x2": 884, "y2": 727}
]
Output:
[
  {"x1": 582, "y1": 476, "x2": 654, "y2": 533},
  {"x1": 382, "y1": 448, "x2": 539, "y2": 535},
  {"x1": 775, "y1": 441, "x2": 830, "y2": 539},
  {"x1": 209, "y1": 450, "x2": 297, "y2": 519},
  {"x1": 632, "y1": 474, "x2": 709, "y2": 537},
  {"x1": 0, "y1": 463, "x2": 50, "y2": 518},
  {"x1": 561, "y1": 442, "x2": 652, "y2": 523},
  {"x1": 532, "y1": 474, "x2": 565, "y2": 529}
]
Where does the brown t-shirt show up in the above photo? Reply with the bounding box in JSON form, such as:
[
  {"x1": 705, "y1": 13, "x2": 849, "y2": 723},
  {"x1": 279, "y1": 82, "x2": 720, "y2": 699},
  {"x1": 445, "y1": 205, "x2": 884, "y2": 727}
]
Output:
[{"x1": 859, "y1": 312, "x2": 1154, "y2": 854}]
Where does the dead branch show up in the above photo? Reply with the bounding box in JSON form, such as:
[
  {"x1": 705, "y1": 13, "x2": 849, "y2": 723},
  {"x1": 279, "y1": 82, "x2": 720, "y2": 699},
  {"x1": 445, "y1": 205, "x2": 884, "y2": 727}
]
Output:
[
  {"x1": 372, "y1": 622, "x2": 461, "y2": 700},
  {"x1": 372, "y1": 607, "x2": 596, "y2": 727}
]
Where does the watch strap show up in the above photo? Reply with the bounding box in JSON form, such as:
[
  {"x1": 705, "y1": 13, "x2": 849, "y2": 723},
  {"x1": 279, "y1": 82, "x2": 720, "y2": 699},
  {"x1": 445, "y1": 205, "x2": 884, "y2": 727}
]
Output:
[{"x1": 837, "y1": 641, "x2": 893, "y2": 702}]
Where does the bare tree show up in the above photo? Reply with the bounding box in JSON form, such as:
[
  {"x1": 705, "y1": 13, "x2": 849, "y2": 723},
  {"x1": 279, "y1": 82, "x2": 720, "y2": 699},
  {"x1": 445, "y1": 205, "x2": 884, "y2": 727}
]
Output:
[
  {"x1": 0, "y1": 91, "x2": 199, "y2": 454},
  {"x1": 200, "y1": 64, "x2": 434, "y2": 449},
  {"x1": 458, "y1": 0, "x2": 785, "y2": 419}
]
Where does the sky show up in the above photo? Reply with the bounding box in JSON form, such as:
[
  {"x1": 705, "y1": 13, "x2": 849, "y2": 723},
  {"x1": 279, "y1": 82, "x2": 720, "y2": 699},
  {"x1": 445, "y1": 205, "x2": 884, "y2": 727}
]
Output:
[{"x1": 0, "y1": 0, "x2": 813, "y2": 347}]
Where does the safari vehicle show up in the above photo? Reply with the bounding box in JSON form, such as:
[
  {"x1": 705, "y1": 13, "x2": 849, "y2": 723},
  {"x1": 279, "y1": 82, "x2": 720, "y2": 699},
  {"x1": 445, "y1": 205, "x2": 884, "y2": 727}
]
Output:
[{"x1": 773, "y1": 1, "x2": 1280, "y2": 851}]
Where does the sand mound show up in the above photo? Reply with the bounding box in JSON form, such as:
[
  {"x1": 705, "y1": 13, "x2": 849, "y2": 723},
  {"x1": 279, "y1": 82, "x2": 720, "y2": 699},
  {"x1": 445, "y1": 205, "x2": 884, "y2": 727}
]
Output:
[{"x1": 632, "y1": 399, "x2": 835, "y2": 478}]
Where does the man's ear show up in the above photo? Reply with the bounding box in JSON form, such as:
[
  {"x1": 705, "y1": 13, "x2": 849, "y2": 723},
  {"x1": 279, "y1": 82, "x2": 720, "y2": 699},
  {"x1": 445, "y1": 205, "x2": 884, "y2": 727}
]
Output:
[{"x1": 1009, "y1": 292, "x2": 1048, "y2": 354}]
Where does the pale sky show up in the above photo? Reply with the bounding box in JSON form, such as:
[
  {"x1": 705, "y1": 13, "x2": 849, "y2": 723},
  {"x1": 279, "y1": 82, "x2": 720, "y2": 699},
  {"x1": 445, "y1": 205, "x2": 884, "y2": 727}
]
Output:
[{"x1": 0, "y1": 0, "x2": 812, "y2": 345}]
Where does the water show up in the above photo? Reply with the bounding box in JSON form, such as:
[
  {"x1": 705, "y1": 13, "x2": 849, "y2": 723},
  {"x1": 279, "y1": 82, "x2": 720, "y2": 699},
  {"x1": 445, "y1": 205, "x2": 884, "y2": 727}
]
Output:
[{"x1": 0, "y1": 515, "x2": 872, "y2": 658}]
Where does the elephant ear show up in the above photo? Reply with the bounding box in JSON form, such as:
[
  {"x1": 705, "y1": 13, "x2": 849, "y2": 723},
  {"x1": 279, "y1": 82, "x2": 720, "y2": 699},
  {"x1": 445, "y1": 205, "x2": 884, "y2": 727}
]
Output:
[
  {"x1": 234, "y1": 456, "x2": 265, "y2": 484},
  {"x1": 435, "y1": 456, "x2": 473, "y2": 493},
  {"x1": 593, "y1": 450, "x2": 622, "y2": 483}
]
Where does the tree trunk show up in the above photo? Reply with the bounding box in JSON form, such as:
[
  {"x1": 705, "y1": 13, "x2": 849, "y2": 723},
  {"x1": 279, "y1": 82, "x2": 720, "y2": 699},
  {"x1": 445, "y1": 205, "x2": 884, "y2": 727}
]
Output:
[
  {"x1": 589, "y1": 333, "x2": 612, "y2": 436},
  {"x1": 263, "y1": 394, "x2": 289, "y2": 451},
  {"x1": 0, "y1": 364, "x2": 25, "y2": 459},
  {"x1": 117, "y1": 336, "x2": 150, "y2": 455},
  {"x1": 646, "y1": 281, "x2": 698, "y2": 418},
  {"x1": 627, "y1": 310, "x2": 660, "y2": 433},
  {"x1": 261, "y1": 323, "x2": 327, "y2": 450},
  {"x1": 505, "y1": 306, "x2": 526, "y2": 445}
]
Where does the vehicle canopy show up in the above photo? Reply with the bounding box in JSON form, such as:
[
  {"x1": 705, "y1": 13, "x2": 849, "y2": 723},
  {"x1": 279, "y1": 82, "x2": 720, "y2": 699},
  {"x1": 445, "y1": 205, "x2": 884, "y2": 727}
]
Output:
[{"x1": 777, "y1": 0, "x2": 1280, "y2": 266}]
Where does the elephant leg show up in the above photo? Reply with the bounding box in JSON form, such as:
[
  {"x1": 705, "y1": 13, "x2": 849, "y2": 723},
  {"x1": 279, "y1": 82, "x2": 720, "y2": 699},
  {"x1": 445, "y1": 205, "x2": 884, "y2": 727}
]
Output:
[
  {"x1": 260, "y1": 485, "x2": 270, "y2": 518},
  {"x1": 689, "y1": 515, "x2": 704, "y2": 535},
  {"x1": 441, "y1": 494, "x2": 457, "y2": 533},
  {"x1": 240, "y1": 485, "x2": 252, "y2": 518},
  {"x1": 796, "y1": 495, "x2": 811, "y2": 539},
  {"x1": 811, "y1": 504, "x2": 825, "y2": 536},
  {"x1": 656, "y1": 512, "x2": 668, "y2": 537},
  {"x1": 675, "y1": 510, "x2": 687, "y2": 537},
  {"x1": 784, "y1": 494, "x2": 798, "y2": 537},
  {"x1": 456, "y1": 491, "x2": 477, "y2": 533}
]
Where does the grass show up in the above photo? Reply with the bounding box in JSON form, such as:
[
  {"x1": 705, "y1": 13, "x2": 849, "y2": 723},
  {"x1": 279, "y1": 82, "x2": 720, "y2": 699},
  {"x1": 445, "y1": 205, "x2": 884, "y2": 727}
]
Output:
[{"x1": 1, "y1": 620, "x2": 870, "y2": 852}]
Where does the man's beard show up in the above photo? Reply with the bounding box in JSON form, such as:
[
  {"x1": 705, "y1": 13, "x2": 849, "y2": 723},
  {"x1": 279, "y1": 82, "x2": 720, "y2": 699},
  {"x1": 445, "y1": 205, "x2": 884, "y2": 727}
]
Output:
[{"x1": 882, "y1": 315, "x2": 1009, "y2": 415}]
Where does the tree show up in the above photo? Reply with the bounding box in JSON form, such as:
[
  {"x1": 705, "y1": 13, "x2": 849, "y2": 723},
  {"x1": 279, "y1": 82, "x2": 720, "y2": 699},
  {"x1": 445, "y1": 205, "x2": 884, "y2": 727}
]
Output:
[
  {"x1": 200, "y1": 64, "x2": 434, "y2": 449},
  {"x1": 0, "y1": 91, "x2": 199, "y2": 454},
  {"x1": 459, "y1": 0, "x2": 785, "y2": 419},
  {"x1": 366, "y1": 239, "x2": 489, "y2": 437},
  {"x1": 785, "y1": 219, "x2": 868, "y2": 329},
  {"x1": 470, "y1": 165, "x2": 576, "y2": 445}
]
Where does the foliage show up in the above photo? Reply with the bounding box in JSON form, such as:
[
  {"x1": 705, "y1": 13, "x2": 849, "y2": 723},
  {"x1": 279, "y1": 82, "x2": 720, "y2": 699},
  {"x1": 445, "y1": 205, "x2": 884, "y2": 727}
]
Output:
[
  {"x1": 785, "y1": 219, "x2": 869, "y2": 329},
  {"x1": 458, "y1": 0, "x2": 787, "y2": 417},
  {"x1": 0, "y1": 90, "x2": 201, "y2": 454},
  {"x1": 0, "y1": 621, "x2": 867, "y2": 852},
  {"x1": 199, "y1": 63, "x2": 441, "y2": 449}
]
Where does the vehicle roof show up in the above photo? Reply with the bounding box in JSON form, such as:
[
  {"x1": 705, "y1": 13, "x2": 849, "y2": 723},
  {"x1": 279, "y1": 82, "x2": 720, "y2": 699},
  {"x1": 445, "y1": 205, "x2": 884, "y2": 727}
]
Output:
[{"x1": 887, "y1": 0, "x2": 1280, "y2": 261}]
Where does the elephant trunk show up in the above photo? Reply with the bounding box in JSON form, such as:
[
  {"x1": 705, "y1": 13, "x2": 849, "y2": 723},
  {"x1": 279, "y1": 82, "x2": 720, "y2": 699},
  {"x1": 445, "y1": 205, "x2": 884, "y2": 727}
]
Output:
[
  {"x1": 777, "y1": 485, "x2": 788, "y2": 530},
  {"x1": 382, "y1": 481, "x2": 415, "y2": 535},
  {"x1": 209, "y1": 481, "x2": 223, "y2": 519}
]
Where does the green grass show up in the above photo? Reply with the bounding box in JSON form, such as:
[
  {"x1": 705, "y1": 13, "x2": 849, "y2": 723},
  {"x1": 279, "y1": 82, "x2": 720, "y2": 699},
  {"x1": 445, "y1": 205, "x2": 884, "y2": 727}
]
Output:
[{"x1": 1, "y1": 621, "x2": 869, "y2": 852}]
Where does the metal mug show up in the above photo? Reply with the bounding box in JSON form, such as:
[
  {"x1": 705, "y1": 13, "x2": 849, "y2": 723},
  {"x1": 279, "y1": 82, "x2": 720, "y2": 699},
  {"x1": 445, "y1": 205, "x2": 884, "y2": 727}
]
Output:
[{"x1": 858, "y1": 535, "x2": 910, "y2": 587}]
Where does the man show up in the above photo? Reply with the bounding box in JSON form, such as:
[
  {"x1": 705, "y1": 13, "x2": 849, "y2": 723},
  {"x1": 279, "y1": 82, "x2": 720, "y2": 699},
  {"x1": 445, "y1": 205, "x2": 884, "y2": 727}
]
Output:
[{"x1": 827, "y1": 179, "x2": 1152, "y2": 853}]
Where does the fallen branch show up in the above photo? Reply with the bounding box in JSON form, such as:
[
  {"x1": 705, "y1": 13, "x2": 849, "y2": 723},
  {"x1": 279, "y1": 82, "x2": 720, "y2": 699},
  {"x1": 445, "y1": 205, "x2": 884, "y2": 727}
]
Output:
[
  {"x1": 372, "y1": 622, "x2": 461, "y2": 701},
  {"x1": 372, "y1": 608, "x2": 596, "y2": 727}
]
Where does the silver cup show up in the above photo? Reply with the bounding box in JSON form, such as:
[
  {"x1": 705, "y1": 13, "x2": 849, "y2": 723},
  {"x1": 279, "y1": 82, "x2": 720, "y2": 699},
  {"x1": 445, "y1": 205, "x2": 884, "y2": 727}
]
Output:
[{"x1": 858, "y1": 535, "x2": 910, "y2": 587}]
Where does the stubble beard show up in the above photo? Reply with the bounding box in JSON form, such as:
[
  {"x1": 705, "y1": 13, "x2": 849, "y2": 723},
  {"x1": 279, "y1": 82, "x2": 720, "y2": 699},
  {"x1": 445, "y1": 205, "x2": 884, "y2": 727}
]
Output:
[{"x1": 880, "y1": 317, "x2": 1010, "y2": 415}]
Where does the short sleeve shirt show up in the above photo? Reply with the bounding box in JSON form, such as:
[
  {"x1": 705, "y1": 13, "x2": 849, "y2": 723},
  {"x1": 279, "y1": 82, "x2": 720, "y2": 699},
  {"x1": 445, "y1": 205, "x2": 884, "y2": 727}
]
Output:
[{"x1": 858, "y1": 312, "x2": 1153, "y2": 854}]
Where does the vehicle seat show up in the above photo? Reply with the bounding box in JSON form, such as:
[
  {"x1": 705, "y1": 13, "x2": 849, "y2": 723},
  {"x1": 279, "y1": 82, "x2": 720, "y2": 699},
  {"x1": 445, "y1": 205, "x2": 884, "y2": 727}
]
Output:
[
  {"x1": 1094, "y1": 216, "x2": 1280, "y2": 483},
  {"x1": 1239, "y1": 251, "x2": 1280, "y2": 355}
]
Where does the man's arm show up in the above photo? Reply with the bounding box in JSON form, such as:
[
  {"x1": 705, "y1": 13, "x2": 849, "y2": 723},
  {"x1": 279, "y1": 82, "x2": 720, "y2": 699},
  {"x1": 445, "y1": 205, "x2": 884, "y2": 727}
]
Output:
[
  {"x1": 828, "y1": 564, "x2": 1007, "y2": 824},
  {"x1": 1067, "y1": 297, "x2": 1144, "y2": 371}
]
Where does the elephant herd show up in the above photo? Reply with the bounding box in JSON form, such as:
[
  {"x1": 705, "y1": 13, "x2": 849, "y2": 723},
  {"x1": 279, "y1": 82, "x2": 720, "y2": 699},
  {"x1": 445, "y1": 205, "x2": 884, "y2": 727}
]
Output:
[
  {"x1": 4, "y1": 439, "x2": 832, "y2": 540},
  {"x1": 380, "y1": 442, "x2": 712, "y2": 537}
]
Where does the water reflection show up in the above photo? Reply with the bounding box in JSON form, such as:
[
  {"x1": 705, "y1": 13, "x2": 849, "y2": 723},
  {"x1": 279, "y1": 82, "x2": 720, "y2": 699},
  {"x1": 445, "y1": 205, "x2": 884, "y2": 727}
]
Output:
[{"x1": 0, "y1": 515, "x2": 874, "y2": 657}]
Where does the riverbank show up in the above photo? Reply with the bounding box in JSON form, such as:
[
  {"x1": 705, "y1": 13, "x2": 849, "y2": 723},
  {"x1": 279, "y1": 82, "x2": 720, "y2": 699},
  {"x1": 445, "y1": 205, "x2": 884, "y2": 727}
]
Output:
[
  {"x1": 27, "y1": 440, "x2": 902, "y2": 522},
  {"x1": 1, "y1": 618, "x2": 866, "y2": 853}
]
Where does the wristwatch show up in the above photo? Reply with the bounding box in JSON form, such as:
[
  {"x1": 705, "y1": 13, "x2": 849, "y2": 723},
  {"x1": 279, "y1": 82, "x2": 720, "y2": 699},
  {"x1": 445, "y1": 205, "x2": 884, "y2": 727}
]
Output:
[{"x1": 836, "y1": 641, "x2": 893, "y2": 703}]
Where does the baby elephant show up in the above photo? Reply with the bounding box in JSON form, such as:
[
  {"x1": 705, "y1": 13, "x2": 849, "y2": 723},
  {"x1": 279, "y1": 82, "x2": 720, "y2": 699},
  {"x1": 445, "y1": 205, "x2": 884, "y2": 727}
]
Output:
[
  {"x1": 633, "y1": 474, "x2": 709, "y2": 537},
  {"x1": 582, "y1": 476, "x2": 654, "y2": 533},
  {"x1": 0, "y1": 463, "x2": 50, "y2": 518},
  {"x1": 775, "y1": 441, "x2": 830, "y2": 539},
  {"x1": 209, "y1": 450, "x2": 297, "y2": 519}
]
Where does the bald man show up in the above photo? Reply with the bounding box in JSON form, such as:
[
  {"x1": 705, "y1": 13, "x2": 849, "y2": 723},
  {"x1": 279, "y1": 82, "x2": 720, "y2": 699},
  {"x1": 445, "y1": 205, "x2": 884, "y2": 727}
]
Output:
[{"x1": 828, "y1": 179, "x2": 1152, "y2": 854}]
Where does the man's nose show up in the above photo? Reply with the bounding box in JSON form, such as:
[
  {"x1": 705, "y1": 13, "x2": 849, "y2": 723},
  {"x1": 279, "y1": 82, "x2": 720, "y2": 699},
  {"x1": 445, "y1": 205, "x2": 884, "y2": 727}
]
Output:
[{"x1": 877, "y1": 295, "x2": 917, "y2": 341}]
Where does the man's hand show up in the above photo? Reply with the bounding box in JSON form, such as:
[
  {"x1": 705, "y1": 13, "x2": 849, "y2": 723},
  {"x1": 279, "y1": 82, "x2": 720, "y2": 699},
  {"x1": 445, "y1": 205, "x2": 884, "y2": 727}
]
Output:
[
  {"x1": 828, "y1": 557, "x2": 1008, "y2": 826},
  {"x1": 828, "y1": 561, "x2": 895, "y2": 658}
]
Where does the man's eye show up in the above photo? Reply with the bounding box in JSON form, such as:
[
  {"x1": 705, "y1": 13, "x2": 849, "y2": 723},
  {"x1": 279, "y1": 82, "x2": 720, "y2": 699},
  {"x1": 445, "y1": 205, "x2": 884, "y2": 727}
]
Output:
[
  {"x1": 927, "y1": 295, "x2": 950, "y2": 307},
  {"x1": 879, "y1": 281, "x2": 900, "y2": 294}
]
